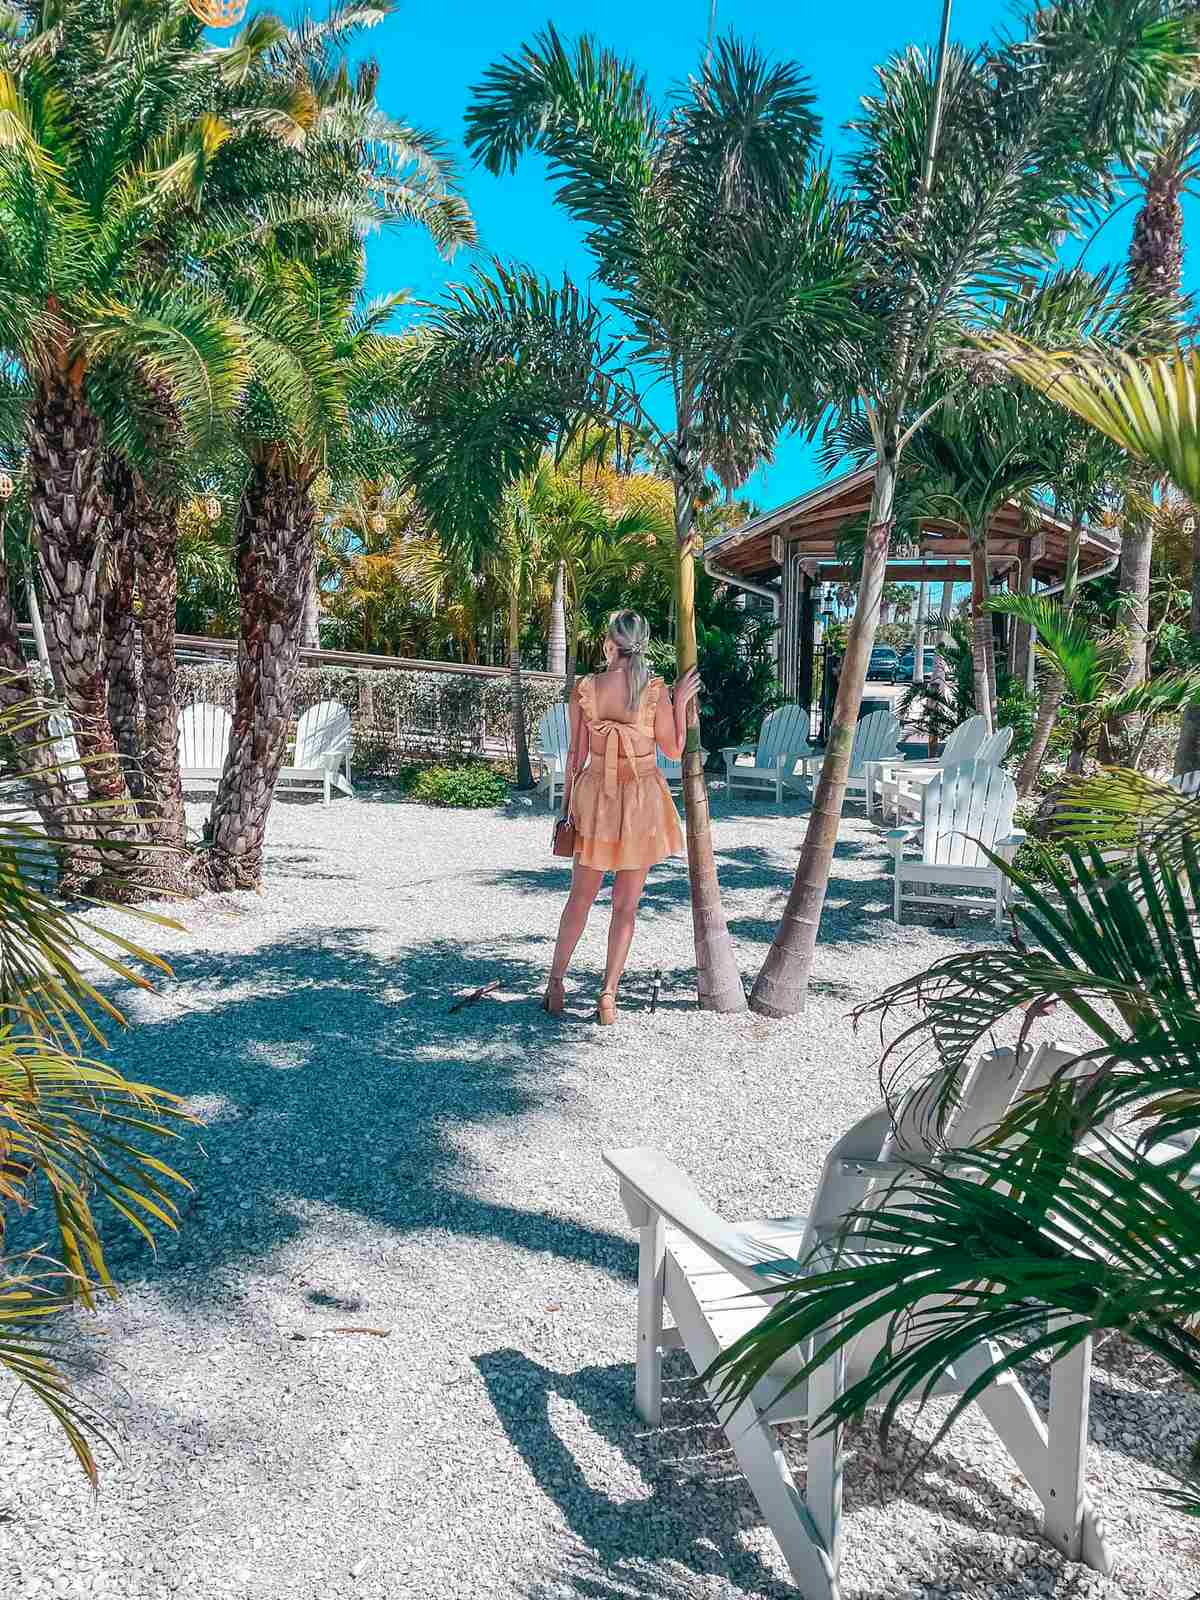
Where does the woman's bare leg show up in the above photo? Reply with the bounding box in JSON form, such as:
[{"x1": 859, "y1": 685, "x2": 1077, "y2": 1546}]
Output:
[
  {"x1": 549, "y1": 863, "x2": 605, "y2": 982},
  {"x1": 602, "y1": 867, "x2": 650, "y2": 996}
]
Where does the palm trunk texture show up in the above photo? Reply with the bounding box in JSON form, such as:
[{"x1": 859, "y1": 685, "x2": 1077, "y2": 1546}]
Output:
[
  {"x1": 301, "y1": 564, "x2": 321, "y2": 650},
  {"x1": 969, "y1": 532, "x2": 994, "y2": 733},
  {"x1": 1019, "y1": 521, "x2": 1078, "y2": 799},
  {"x1": 207, "y1": 454, "x2": 317, "y2": 890},
  {"x1": 750, "y1": 449, "x2": 897, "y2": 1017},
  {"x1": 135, "y1": 487, "x2": 187, "y2": 855},
  {"x1": 509, "y1": 587, "x2": 534, "y2": 789},
  {"x1": 548, "y1": 561, "x2": 567, "y2": 677},
  {"x1": 675, "y1": 469, "x2": 745, "y2": 1013},
  {"x1": 1177, "y1": 511, "x2": 1200, "y2": 775},
  {"x1": 104, "y1": 460, "x2": 145, "y2": 799}
]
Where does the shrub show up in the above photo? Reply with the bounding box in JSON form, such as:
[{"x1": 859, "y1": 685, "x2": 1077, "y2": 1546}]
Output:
[{"x1": 407, "y1": 763, "x2": 510, "y2": 808}]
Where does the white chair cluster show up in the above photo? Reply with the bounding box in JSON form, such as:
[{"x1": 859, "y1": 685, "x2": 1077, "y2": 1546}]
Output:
[
  {"x1": 179, "y1": 699, "x2": 354, "y2": 807},
  {"x1": 604, "y1": 1040, "x2": 1113, "y2": 1599},
  {"x1": 796, "y1": 708, "x2": 902, "y2": 808}
]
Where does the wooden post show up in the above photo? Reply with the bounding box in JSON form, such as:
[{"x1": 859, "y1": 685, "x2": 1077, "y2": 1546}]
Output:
[{"x1": 798, "y1": 572, "x2": 815, "y2": 714}]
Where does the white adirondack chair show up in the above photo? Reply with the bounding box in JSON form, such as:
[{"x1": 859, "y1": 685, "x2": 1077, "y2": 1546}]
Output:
[
  {"x1": 537, "y1": 703, "x2": 571, "y2": 810},
  {"x1": 889, "y1": 760, "x2": 1024, "y2": 928},
  {"x1": 797, "y1": 709, "x2": 902, "y2": 808},
  {"x1": 47, "y1": 710, "x2": 85, "y2": 793},
  {"x1": 1171, "y1": 770, "x2": 1200, "y2": 797},
  {"x1": 178, "y1": 703, "x2": 232, "y2": 789},
  {"x1": 604, "y1": 1040, "x2": 1111, "y2": 1599},
  {"x1": 277, "y1": 700, "x2": 354, "y2": 806},
  {"x1": 721, "y1": 705, "x2": 815, "y2": 803},
  {"x1": 886, "y1": 724, "x2": 1013, "y2": 824},
  {"x1": 865, "y1": 714, "x2": 987, "y2": 817}
]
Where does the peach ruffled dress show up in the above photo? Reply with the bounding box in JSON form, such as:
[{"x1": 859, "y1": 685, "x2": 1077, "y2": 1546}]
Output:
[{"x1": 570, "y1": 674, "x2": 685, "y2": 872}]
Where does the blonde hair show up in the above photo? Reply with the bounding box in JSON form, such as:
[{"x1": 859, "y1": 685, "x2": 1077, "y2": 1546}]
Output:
[{"x1": 607, "y1": 610, "x2": 651, "y2": 710}]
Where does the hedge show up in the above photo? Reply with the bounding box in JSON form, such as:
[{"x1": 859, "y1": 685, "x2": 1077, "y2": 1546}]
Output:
[{"x1": 176, "y1": 663, "x2": 564, "y2": 778}]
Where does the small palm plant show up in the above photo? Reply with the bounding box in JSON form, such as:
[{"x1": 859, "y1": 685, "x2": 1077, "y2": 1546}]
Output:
[{"x1": 0, "y1": 682, "x2": 190, "y2": 1481}]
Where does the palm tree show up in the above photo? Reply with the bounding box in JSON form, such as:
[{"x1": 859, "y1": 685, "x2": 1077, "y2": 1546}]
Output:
[
  {"x1": 748, "y1": 1, "x2": 1191, "y2": 1015},
  {"x1": 990, "y1": 590, "x2": 1200, "y2": 783},
  {"x1": 452, "y1": 29, "x2": 858, "y2": 1011}
]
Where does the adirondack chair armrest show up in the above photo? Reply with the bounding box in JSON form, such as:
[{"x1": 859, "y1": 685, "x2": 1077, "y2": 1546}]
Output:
[
  {"x1": 997, "y1": 830, "x2": 1027, "y2": 851},
  {"x1": 885, "y1": 827, "x2": 918, "y2": 848},
  {"x1": 721, "y1": 744, "x2": 755, "y2": 759}
]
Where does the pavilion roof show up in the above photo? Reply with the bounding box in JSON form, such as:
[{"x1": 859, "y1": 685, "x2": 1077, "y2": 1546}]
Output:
[{"x1": 704, "y1": 465, "x2": 1119, "y2": 588}]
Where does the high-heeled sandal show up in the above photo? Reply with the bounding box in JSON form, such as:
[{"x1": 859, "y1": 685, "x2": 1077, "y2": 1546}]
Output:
[
  {"x1": 542, "y1": 976, "x2": 566, "y2": 1016},
  {"x1": 596, "y1": 989, "x2": 617, "y2": 1026}
]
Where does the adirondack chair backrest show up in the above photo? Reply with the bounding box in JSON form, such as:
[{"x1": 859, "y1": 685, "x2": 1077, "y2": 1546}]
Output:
[
  {"x1": 939, "y1": 715, "x2": 987, "y2": 766},
  {"x1": 178, "y1": 702, "x2": 232, "y2": 768},
  {"x1": 975, "y1": 726, "x2": 1014, "y2": 767},
  {"x1": 919, "y1": 760, "x2": 1017, "y2": 870},
  {"x1": 756, "y1": 705, "x2": 811, "y2": 766},
  {"x1": 1172, "y1": 770, "x2": 1200, "y2": 797},
  {"x1": 295, "y1": 700, "x2": 352, "y2": 768},
  {"x1": 47, "y1": 710, "x2": 84, "y2": 788},
  {"x1": 848, "y1": 709, "x2": 901, "y2": 777},
  {"x1": 538, "y1": 703, "x2": 570, "y2": 764}
]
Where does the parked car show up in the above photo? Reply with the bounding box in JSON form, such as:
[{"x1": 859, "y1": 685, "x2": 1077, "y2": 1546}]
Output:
[
  {"x1": 898, "y1": 647, "x2": 939, "y2": 679},
  {"x1": 866, "y1": 646, "x2": 899, "y2": 683}
]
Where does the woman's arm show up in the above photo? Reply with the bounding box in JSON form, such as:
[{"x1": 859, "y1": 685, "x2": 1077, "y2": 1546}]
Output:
[
  {"x1": 561, "y1": 685, "x2": 588, "y2": 815},
  {"x1": 654, "y1": 668, "x2": 700, "y2": 759}
]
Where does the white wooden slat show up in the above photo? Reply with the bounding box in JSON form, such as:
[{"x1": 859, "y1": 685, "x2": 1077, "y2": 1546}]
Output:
[
  {"x1": 295, "y1": 699, "x2": 352, "y2": 769},
  {"x1": 538, "y1": 703, "x2": 570, "y2": 763}
]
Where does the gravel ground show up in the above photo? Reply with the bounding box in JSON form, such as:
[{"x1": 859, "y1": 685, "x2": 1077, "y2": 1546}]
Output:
[{"x1": 1, "y1": 781, "x2": 1197, "y2": 1600}]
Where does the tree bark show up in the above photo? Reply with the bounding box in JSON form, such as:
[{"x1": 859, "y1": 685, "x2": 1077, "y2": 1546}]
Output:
[
  {"x1": 104, "y1": 459, "x2": 144, "y2": 798},
  {"x1": 509, "y1": 584, "x2": 534, "y2": 789},
  {"x1": 548, "y1": 560, "x2": 567, "y2": 676},
  {"x1": 750, "y1": 445, "x2": 896, "y2": 1017},
  {"x1": 207, "y1": 453, "x2": 317, "y2": 890},
  {"x1": 27, "y1": 370, "x2": 131, "y2": 814},
  {"x1": 0, "y1": 562, "x2": 91, "y2": 874},
  {"x1": 135, "y1": 488, "x2": 187, "y2": 854},
  {"x1": 969, "y1": 530, "x2": 994, "y2": 733},
  {"x1": 301, "y1": 561, "x2": 321, "y2": 649},
  {"x1": 674, "y1": 456, "x2": 746, "y2": 1013},
  {"x1": 1176, "y1": 511, "x2": 1200, "y2": 775}
]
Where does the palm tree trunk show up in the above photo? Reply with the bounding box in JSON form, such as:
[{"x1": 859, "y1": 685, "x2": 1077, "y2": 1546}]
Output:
[
  {"x1": 675, "y1": 472, "x2": 746, "y2": 1014},
  {"x1": 969, "y1": 530, "x2": 994, "y2": 733},
  {"x1": 1176, "y1": 511, "x2": 1200, "y2": 775},
  {"x1": 207, "y1": 452, "x2": 317, "y2": 891},
  {"x1": 509, "y1": 585, "x2": 534, "y2": 789},
  {"x1": 565, "y1": 618, "x2": 579, "y2": 703},
  {"x1": 301, "y1": 562, "x2": 321, "y2": 650},
  {"x1": 27, "y1": 369, "x2": 132, "y2": 815},
  {"x1": 104, "y1": 460, "x2": 144, "y2": 799},
  {"x1": 1017, "y1": 519, "x2": 1079, "y2": 799},
  {"x1": 135, "y1": 488, "x2": 186, "y2": 853},
  {"x1": 0, "y1": 561, "x2": 91, "y2": 872},
  {"x1": 750, "y1": 443, "x2": 897, "y2": 1017},
  {"x1": 548, "y1": 560, "x2": 567, "y2": 676}
]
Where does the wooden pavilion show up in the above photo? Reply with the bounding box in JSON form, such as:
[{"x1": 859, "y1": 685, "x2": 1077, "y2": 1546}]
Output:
[{"x1": 703, "y1": 465, "x2": 1119, "y2": 704}]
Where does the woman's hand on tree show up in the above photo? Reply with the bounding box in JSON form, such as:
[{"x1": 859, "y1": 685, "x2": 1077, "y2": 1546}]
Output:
[{"x1": 673, "y1": 666, "x2": 701, "y2": 708}]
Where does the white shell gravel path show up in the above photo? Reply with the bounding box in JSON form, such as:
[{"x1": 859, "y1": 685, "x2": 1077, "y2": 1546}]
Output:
[{"x1": 1, "y1": 783, "x2": 1197, "y2": 1600}]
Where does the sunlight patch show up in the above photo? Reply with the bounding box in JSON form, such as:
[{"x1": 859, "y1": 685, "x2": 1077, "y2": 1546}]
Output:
[{"x1": 545, "y1": 1392, "x2": 652, "y2": 1505}]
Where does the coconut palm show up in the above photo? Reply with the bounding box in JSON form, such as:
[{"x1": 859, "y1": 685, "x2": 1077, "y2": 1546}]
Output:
[
  {"x1": 749, "y1": 0, "x2": 1193, "y2": 1016},
  {"x1": 425, "y1": 27, "x2": 860, "y2": 1011}
]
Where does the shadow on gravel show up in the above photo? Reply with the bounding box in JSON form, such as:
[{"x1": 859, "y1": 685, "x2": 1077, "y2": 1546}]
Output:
[
  {"x1": 476, "y1": 1347, "x2": 1093, "y2": 1600},
  {"x1": 11, "y1": 928, "x2": 636, "y2": 1296}
]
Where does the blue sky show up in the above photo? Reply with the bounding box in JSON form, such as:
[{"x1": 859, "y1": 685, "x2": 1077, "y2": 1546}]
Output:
[{"x1": 352, "y1": 0, "x2": 1195, "y2": 515}]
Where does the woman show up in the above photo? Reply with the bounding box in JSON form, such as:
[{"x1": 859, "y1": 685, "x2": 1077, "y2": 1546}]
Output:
[{"x1": 544, "y1": 610, "x2": 700, "y2": 1024}]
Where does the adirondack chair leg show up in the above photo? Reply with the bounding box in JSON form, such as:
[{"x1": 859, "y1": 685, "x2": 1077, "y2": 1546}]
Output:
[
  {"x1": 806, "y1": 1325, "x2": 845, "y2": 1574},
  {"x1": 892, "y1": 850, "x2": 903, "y2": 923},
  {"x1": 323, "y1": 769, "x2": 331, "y2": 807},
  {"x1": 1045, "y1": 1330, "x2": 1111, "y2": 1573},
  {"x1": 635, "y1": 1216, "x2": 666, "y2": 1425},
  {"x1": 714, "y1": 1388, "x2": 839, "y2": 1599}
]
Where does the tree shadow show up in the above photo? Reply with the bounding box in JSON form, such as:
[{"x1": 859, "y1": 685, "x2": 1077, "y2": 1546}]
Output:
[
  {"x1": 475, "y1": 1347, "x2": 1143, "y2": 1600},
  {"x1": 8, "y1": 928, "x2": 637, "y2": 1300}
]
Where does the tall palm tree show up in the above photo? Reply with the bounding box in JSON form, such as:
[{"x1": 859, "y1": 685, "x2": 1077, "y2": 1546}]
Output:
[
  {"x1": 749, "y1": 0, "x2": 1191, "y2": 1016},
  {"x1": 442, "y1": 27, "x2": 858, "y2": 1011}
]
